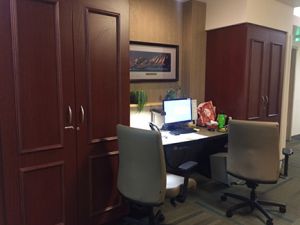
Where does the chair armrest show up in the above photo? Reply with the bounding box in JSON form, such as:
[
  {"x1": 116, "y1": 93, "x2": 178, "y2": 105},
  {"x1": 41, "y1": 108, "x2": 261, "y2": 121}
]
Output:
[
  {"x1": 168, "y1": 160, "x2": 197, "y2": 177},
  {"x1": 178, "y1": 161, "x2": 198, "y2": 172}
]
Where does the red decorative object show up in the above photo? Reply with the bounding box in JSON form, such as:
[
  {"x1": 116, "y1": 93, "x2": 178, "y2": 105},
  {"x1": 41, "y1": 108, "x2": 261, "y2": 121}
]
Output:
[{"x1": 197, "y1": 101, "x2": 216, "y2": 126}]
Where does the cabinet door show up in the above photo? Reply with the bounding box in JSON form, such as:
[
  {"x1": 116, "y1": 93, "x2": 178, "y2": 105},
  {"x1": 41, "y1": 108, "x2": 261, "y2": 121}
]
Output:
[
  {"x1": 0, "y1": 0, "x2": 77, "y2": 225},
  {"x1": 73, "y1": 0, "x2": 129, "y2": 224},
  {"x1": 265, "y1": 30, "x2": 286, "y2": 122},
  {"x1": 246, "y1": 25, "x2": 269, "y2": 121},
  {"x1": 247, "y1": 38, "x2": 266, "y2": 120},
  {"x1": 246, "y1": 25, "x2": 286, "y2": 122}
]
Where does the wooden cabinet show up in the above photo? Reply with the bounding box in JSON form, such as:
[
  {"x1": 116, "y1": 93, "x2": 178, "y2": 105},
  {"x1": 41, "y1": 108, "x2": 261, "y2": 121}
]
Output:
[
  {"x1": 205, "y1": 23, "x2": 286, "y2": 122},
  {"x1": 0, "y1": 0, "x2": 129, "y2": 225}
]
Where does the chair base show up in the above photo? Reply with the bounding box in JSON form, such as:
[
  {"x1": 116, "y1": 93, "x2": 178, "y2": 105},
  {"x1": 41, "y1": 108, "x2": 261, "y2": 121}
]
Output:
[
  {"x1": 221, "y1": 183, "x2": 286, "y2": 225},
  {"x1": 121, "y1": 202, "x2": 165, "y2": 225},
  {"x1": 148, "y1": 208, "x2": 165, "y2": 225}
]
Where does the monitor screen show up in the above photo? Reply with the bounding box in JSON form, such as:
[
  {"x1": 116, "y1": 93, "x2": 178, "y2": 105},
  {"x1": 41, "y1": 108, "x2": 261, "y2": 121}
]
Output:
[{"x1": 163, "y1": 98, "x2": 192, "y2": 124}]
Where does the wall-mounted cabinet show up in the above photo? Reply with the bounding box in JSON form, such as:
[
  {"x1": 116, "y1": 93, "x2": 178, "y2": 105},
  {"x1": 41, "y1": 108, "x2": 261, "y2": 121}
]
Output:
[
  {"x1": 0, "y1": 0, "x2": 129, "y2": 224},
  {"x1": 205, "y1": 23, "x2": 286, "y2": 122}
]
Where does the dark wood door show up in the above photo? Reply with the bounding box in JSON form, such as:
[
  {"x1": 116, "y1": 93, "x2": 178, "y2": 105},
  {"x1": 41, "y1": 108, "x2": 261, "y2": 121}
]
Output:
[
  {"x1": 246, "y1": 25, "x2": 269, "y2": 121},
  {"x1": 73, "y1": 0, "x2": 129, "y2": 224},
  {"x1": 246, "y1": 38, "x2": 266, "y2": 121},
  {"x1": 265, "y1": 30, "x2": 286, "y2": 122},
  {"x1": 0, "y1": 0, "x2": 77, "y2": 225},
  {"x1": 246, "y1": 25, "x2": 286, "y2": 122}
]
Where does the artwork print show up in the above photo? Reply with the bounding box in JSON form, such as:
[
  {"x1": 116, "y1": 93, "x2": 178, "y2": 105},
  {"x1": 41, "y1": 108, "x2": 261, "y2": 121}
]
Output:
[{"x1": 129, "y1": 42, "x2": 178, "y2": 82}]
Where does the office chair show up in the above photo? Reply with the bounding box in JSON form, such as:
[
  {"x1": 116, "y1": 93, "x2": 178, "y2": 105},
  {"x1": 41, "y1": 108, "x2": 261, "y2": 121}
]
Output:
[
  {"x1": 149, "y1": 122, "x2": 198, "y2": 204},
  {"x1": 221, "y1": 120, "x2": 286, "y2": 225},
  {"x1": 117, "y1": 124, "x2": 197, "y2": 225}
]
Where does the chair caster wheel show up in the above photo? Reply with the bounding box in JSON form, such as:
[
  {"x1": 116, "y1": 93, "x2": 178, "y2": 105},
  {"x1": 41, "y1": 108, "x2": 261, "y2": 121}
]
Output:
[
  {"x1": 266, "y1": 219, "x2": 273, "y2": 225},
  {"x1": 279, "y1": 206, "x2": 286, "y2": 213},
  {"x1": 155, "y1": 210, "x2": 165, "y2": 222},
  {"x1": 170, "y1": 199, "x2": 177, "y2": 207},
  {"x1": 221, "y1": 195, "x2": 227, "y2": 201},
  {"x1": 226, "y1": 211, "x2": 233, "y2": 217},
  {"x1": 158, "y1": 213, "x2": 165, "y2": 222}
]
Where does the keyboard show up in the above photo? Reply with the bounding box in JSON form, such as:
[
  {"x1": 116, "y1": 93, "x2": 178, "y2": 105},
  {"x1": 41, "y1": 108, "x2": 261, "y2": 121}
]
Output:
[{"x1": 169, "y1": 127, "x2": 197, "y2": 135}]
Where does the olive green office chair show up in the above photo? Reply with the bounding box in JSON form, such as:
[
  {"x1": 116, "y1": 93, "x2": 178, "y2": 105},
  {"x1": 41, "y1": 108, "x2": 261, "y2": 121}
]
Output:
[
  {"x1": 117, "y1": 124, "x2": 197, "y2": 225},
  {"x1": 221, "y1": 120, "x2": 286, "y2": 225}
]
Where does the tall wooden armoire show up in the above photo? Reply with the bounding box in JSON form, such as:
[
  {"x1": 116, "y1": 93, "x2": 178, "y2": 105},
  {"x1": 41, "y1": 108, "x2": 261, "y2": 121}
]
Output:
[
  {"x1": 205, "y1": 23, "x2": 286, "y2": 123},
  {"x1": 0, "y1": 0, "x2": 129, "y2": 225}
]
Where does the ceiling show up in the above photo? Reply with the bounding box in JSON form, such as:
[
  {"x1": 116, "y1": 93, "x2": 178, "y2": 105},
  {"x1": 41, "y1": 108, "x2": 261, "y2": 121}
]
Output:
[
  {"x1": 177, "y1": 0, "x2": 300, "y2": 7},
  {"x1": 277, "y1": 0, "x2": 300, "y2": 6}
]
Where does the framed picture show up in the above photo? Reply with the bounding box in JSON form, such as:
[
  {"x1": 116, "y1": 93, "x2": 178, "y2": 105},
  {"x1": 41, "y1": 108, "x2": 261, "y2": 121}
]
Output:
[{"x1": 129, "y1": 41, "x2": 178, "y2": 82}]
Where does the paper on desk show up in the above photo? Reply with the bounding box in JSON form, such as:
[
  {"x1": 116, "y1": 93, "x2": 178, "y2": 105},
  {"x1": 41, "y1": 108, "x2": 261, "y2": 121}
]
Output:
[{"x1": 161, "y1": 132, "x2": 208, "y2": 145}]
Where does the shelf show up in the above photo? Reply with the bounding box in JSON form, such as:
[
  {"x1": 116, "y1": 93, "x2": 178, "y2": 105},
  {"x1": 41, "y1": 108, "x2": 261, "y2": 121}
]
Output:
[{"x1": 130, "y1": 102, "x2": 162, "y2": 108}]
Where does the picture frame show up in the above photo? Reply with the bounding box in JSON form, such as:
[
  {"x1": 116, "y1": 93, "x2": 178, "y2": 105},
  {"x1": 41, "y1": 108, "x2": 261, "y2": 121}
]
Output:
[{"x1": 129, "y1": 41, "x2": 178, "y2": 82}]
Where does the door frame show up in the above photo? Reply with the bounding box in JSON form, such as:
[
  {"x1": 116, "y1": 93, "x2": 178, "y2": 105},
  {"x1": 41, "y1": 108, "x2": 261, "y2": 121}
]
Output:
[{"x1": 286, "y1": 47, "x2": 297, "y2": 141}]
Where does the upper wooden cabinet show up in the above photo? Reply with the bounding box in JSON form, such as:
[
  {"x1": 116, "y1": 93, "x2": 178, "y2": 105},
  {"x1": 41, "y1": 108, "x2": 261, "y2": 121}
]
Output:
[
  {"x1": 0, "y1": 0, "x2": 129, "y2": 225},
  {"x1": 205, "y1": 23, "x2": 286, "y2": 122}
]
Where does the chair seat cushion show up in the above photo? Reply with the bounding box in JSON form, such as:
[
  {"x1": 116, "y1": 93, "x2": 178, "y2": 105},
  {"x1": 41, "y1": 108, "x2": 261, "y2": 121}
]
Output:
[{"x1": 165, "y1": 173, "x2": 197, "y2": 198}]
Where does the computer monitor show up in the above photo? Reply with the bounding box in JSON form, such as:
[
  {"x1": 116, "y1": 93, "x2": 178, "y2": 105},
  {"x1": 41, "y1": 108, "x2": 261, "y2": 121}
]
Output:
[{"x1": 163, "y1": 98, "x2": 192, "y2": 125}]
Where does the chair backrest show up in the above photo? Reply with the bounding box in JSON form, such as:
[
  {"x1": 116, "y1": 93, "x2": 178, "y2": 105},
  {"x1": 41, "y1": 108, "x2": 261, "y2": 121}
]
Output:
[
  {"x1": 117, "y1": 124, "x2": 166, "y2": 205},
  {"x1": 227, "y1": 120, "x2": 280, "y2": 183}
]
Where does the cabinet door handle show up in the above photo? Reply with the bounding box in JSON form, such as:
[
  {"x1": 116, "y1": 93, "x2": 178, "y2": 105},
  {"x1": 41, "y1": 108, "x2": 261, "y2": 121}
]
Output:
[
  {"x1": 265, "y1": 96, "x2": 269, "y2": 104},
  {"x1": 64, "y1": 126, "x2": 74, "y2": 130},
  {"x1": 64, "y1": 106, "x2": 74, "y2": 130},
  {"x1": 80, "y1": 105, "x2": 85, "y2": 123},
  {"x1": 68, "y1": 106, "x2": 73, "y2": 124},
  {"x1": 261, "y1": 96, "x2": 265, "y2": 103}
]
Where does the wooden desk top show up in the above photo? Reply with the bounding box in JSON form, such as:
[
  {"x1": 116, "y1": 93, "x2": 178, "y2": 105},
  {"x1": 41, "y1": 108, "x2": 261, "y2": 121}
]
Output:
[
  {"x1": 196, "y1": 127, "x2": 226, "y2": 137},
  {"x1": 161, "y1": 127, "x2": 227, "y2": 146}
]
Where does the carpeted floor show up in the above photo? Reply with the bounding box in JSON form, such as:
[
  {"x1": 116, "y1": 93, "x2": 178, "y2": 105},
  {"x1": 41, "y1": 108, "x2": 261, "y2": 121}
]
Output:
[{"x1": 119, "y1": 138, "x2": 300, "y2": 225}]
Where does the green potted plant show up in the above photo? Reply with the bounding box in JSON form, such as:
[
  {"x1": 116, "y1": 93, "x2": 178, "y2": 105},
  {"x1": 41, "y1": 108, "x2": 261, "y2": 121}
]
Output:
[
  {"x1": 130, "y1": 90, "x2": 148, "y2": 112},
  {"x1": 164, "y1": 88, "x2": 177, "y2": 100}
]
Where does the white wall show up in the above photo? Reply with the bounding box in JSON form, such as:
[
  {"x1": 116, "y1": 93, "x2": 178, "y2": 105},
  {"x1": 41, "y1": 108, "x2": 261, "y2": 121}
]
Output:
[
  {"x1": 205, "y1": 0, "x2": 294, "y2": 147},
  {"x1": 205, "y1": 0, "x2": 247, "y2": 30},
  {"x1": 246, "y1": 0, "x2": 293, "y2": 33},
  {"x1": 130, "y1": 109, "x2": 151, "y2": 130},
  {"x1": 291, "y1": 17, "x2": 300, "y2": 136},
  {"x1": 292, "y1": 48, "x2": 300, "y2": 136},
  {"x1": 205, "y1": 0, "x2": 293, "y2": 32}
]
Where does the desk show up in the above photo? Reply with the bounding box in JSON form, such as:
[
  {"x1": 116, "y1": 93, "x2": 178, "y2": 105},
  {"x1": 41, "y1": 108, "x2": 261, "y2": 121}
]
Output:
[
  {"x1": 161, "y1": 128, "x2": 226, "y2": 146},
  {"x1": 161, "y1": 128, "x2": 228, "y2": 178}
]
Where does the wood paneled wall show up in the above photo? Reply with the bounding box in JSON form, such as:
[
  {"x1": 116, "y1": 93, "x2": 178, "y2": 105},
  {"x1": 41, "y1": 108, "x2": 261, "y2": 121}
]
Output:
[
  {"x1": 130, "y1": 0, "x2": 183, "y2": 44},
  {"x1": 129, "y1": 0, "x2": 206, "y2": 102},
  {"x1": 182, "y1": 1, "x2": 206, "y2": 102}
]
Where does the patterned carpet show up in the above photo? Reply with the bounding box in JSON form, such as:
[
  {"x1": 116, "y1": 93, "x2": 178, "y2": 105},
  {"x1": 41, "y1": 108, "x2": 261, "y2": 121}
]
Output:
[
  {"x1": 185, "y1": 175, "x2": 300, "y2": 225},
  {"x1": 161, "y1": 201, "x2": 232, "y2": 225},
  {"x1": 119, "y1": 139, "x2": 300, "y2": 225}
]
